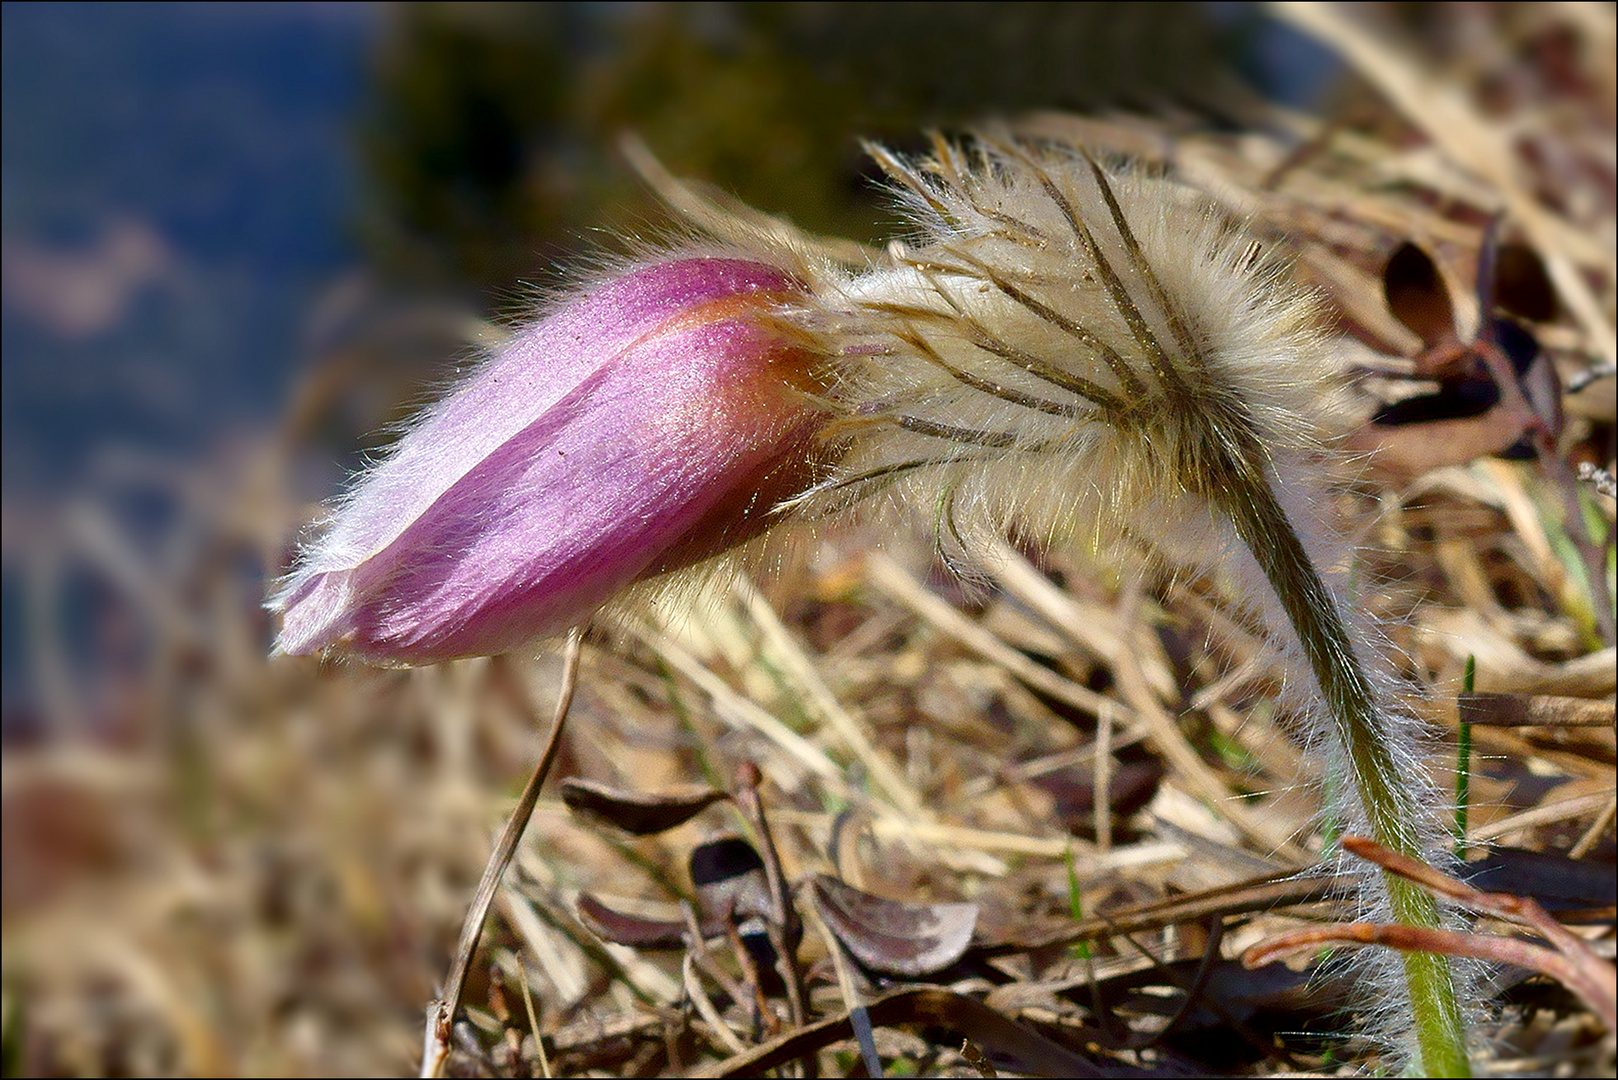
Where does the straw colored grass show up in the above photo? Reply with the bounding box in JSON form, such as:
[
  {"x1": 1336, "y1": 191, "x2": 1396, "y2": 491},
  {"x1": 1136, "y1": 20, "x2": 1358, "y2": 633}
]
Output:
[{"x1": 4, "y1": 5, "x2": 1613, "y2": 1076}]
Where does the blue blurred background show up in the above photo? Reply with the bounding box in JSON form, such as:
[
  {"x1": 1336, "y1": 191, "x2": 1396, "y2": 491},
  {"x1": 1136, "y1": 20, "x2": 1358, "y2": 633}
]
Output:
[
  {"x1": 4, "y1": 3, "x2": 375, "y2": 739},
  {"x1": 2, "y1": 3, "x2": 369, "y2": 492}
]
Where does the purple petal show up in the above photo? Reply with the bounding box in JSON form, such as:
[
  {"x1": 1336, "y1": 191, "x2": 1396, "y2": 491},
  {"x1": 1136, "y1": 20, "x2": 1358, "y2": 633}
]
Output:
[{"x1": 274, "y1": 257, "x2": 821, "y2": 664}]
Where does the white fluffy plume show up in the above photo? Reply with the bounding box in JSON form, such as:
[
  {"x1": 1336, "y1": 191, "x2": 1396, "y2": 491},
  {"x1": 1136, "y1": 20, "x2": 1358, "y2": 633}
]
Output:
[{"x1": 782, "y1": 136, "x2": 1467, "y2": 1070}]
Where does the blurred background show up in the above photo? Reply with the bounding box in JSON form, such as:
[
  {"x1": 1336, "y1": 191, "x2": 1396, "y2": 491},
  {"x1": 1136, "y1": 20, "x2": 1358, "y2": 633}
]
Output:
[
  {"x1": 3, "y1": 2, "x2": 1332, "y2": 744},
  {"x1": 3, "y1": 4, "x2": 1612, "y2": 1076}
]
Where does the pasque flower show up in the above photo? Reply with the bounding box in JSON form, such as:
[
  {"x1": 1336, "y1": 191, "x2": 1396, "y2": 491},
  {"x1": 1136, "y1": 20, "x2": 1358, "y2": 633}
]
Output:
[
  {"x1": 275, "y1": 137, "x2": 1471, "y2": 1072},
  {"x1": 271, "y1": 256, "x2": 828, "y2": 666}
]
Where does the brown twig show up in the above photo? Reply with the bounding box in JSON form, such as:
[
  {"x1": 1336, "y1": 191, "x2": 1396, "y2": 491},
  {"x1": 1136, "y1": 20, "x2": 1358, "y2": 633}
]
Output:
[
  {"x1": 732, "y1": 761, "x2": 810, "y2": 1034},
  {"x1": 421, "y1": 630, "x2": 584, "y2": 1078},
  {"x1": 1241, "y1": 835, "x2": 1617, "y2": 1032}
]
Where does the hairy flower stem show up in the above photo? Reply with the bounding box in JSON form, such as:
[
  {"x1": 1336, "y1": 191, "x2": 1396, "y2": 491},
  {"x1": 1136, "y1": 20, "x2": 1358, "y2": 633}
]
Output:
[{"x1": 1211, "y1": 448, "x2": 1468, "y2": 1077}]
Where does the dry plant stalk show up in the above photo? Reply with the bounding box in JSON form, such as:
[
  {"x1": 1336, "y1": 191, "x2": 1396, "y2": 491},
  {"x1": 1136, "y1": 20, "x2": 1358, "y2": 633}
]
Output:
[
  {"x1": 1245, "y1": 835, "x2": 1617, "y2": 1033},
  {"x1": 421, "y1": 629, "x2": 581, "y2": 1079}
]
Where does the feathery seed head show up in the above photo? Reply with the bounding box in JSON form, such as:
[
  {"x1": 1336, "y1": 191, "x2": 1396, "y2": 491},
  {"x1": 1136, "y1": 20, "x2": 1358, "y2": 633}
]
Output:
[{"x1": 803, "y1": 138, "x2": 1342, "y2": 562}]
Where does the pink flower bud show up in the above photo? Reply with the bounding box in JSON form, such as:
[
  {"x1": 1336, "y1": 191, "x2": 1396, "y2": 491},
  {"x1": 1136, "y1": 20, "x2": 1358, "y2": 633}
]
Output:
[{"x1": 271, "y1": 257, "x2": 826, "y2": 666}]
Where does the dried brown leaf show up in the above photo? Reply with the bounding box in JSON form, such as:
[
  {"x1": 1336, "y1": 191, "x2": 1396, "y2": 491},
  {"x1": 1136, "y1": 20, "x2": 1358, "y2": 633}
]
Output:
[
  {"x1": 559, "y1": 776, "x2": 728, "y2": 835},
  {"x1": 810, "y1": 875, "x2": 978, "y2": 978},
  {"x1": 574, "y1": 893, "x2": 688, "y2": 950}
]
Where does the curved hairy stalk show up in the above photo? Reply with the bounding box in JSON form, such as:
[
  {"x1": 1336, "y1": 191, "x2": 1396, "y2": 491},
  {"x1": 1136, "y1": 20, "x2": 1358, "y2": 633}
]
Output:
[{"x1": 809, "y1": 137, "x2": 1468, "y2": 1073}]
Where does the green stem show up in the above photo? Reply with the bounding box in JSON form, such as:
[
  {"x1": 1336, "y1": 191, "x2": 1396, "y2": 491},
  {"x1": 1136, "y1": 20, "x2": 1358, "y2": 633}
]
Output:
[{"x1": 1215, "y1": 460, "x2": 1468, "y2": 1077}]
